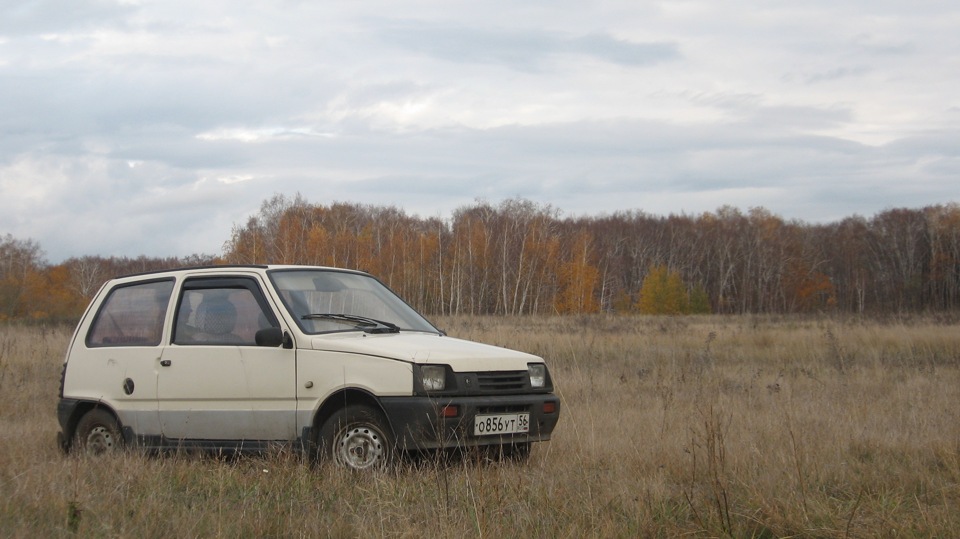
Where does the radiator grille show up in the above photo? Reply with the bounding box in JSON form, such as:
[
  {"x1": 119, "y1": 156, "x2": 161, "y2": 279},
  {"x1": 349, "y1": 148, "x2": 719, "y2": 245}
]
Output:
[{"x1": 476, "y1": 371, "x2": 527, "y2": 393}]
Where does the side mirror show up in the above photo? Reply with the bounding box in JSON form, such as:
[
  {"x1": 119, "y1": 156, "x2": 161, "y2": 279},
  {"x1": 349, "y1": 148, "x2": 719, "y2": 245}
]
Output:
[{"x1": 255, "y1": 327, "x2": 292, "y2": 348}]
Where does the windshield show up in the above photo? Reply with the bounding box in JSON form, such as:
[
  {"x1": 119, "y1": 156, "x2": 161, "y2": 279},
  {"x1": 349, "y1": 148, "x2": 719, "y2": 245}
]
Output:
[{"x1": 268, "y1": 269, "x2": 440, "y2": 335}]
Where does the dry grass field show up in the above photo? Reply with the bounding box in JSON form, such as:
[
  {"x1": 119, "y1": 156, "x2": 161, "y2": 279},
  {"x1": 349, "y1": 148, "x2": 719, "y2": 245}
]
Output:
[{"x1": 2, "y1": 315, "x2": 959, "y2": 538}]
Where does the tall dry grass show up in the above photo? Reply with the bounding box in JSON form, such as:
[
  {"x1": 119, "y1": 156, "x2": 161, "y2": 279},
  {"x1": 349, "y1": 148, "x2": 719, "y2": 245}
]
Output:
[{"x1": 1, "y1": 316, "x2": 959, "y2": 537}]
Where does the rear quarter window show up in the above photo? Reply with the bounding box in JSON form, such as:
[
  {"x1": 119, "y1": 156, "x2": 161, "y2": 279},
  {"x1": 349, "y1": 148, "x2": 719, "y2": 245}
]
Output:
[{"x1": 86, "y1": 279, "x2": 175, "y2": 347}]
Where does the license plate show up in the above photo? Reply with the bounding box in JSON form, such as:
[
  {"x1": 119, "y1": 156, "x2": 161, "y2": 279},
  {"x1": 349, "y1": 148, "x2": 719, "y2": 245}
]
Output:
[{"x1": 474, "y1": 413, "x2": 530, "y2": 436}]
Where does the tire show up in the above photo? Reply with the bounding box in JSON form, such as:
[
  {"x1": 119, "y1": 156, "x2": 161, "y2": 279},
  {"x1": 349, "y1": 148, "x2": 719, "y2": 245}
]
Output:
[
  {"x1": 319, "y1": 405, "x2": 394, "y2": 470},
  {"x1": 73, "y1": 408, "x2": 123, "y2": 455}
]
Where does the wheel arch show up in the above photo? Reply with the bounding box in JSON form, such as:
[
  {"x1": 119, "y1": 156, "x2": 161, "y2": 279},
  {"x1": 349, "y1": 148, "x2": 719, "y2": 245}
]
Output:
[
  {"x1": 311, "y1": 388, "x2": 393, "y2": 444},
  {"x1": 59, "y1": 400, "x2": 122, "y2": 453}
]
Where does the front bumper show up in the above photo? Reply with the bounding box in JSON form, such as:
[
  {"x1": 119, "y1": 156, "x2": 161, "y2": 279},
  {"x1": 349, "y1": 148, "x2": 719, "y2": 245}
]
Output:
[{"x1": 379, "y1": 393, "x2": 560, "y2": 451}]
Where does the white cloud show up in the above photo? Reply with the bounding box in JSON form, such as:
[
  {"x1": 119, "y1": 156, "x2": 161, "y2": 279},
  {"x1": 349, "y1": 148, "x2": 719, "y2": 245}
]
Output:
[
  {"x1": 214, "y1": 174, "x2": 256, "y2": 185},
  {"x1": 195, "y1": 127, "x2": 337, "y2": 143}
]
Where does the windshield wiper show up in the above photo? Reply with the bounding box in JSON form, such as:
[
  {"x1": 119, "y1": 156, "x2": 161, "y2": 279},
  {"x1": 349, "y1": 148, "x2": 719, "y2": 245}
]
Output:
[{"x1": 301, "y1": 313, "x2": 401, "y2": 334}]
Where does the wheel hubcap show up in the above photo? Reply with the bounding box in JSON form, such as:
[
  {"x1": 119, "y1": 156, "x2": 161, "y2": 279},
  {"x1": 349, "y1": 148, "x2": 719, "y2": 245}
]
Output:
[
  {"x1": 85, "y1": 426, "x2": 116, "y2": 454},
  {"x1": 336, "y1": 426, "x2": 384, "y2": 469}
]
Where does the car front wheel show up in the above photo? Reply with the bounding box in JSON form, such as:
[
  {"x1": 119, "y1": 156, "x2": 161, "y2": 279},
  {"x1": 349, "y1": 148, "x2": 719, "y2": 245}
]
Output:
[{"x1": 319, "y1": 405, "x2": 395, "y2": 470}]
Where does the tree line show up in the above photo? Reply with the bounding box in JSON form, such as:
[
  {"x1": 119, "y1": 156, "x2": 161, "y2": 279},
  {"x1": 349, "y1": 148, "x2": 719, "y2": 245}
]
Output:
[
  {"x1": 3, "y1": 195, "x2": 959, "y2": 321},
  {"x1": 221, "y1": 194, "x2": 960, "y2": 316}
]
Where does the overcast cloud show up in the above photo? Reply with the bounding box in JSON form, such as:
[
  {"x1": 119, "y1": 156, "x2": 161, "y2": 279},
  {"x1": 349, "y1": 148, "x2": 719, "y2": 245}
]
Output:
[{"x1": 1, "y1": 0, "x2": 958, "y2": 262}]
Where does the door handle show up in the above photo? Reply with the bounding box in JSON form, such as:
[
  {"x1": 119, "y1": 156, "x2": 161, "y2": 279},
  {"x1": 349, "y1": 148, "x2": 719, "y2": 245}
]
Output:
[{"x1": 160, "y1": 359, "x2": 172, "y2": 367}]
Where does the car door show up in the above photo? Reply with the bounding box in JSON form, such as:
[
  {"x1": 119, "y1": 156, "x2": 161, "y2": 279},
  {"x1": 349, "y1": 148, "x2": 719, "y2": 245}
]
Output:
[{"x1": 157, "y1": 275, "x2": 296, "y2": 442}]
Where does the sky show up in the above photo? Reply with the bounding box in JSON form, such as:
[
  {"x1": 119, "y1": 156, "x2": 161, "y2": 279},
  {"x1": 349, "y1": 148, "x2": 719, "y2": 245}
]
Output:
[{"x1": 1, "y1": 1, "x2": 958, "y2": 262}]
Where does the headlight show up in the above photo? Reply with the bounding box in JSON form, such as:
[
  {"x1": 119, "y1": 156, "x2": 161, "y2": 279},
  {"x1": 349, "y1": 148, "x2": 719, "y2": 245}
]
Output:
[
  {"x1": 528, "y1": 363, "x2": 546, "y2": 388},
  {"x1": 421, "y1": 365, "x2": 446, "y2": 391}
]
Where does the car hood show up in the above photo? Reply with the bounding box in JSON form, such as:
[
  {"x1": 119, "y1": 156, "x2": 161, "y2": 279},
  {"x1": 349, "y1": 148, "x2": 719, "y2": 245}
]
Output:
[{"x1": 307, "y1": 332, "x2": 542, "y2": 371}]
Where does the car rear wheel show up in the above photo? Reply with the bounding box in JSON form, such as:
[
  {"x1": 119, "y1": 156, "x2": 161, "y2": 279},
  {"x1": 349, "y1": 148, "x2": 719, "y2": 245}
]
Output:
[
  {"x1": 74, "y1": 409, "x2": 123, "y2": 455},
  {"x1": 319, "y1": 405, "x2": 394, "y2": 470}
]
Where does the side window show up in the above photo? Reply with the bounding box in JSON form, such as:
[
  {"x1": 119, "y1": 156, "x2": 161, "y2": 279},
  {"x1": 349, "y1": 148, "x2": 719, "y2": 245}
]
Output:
[
  {"x1": 86, "y1": 280, "x2": 174, "y2": 347},
  {"x1": 173, "y1": 279, "x2": 276, "y2": 346}
]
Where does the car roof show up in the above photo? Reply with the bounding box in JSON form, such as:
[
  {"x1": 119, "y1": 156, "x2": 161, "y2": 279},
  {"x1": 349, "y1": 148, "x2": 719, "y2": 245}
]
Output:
[{"x1": 112, "y1": 264, "x2": 368, "y2": 282}]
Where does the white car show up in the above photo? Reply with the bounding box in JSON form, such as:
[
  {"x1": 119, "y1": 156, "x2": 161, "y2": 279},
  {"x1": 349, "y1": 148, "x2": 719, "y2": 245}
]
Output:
[{"x1": 56, "y1": 265, "x2": 560, "y2": 469}]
